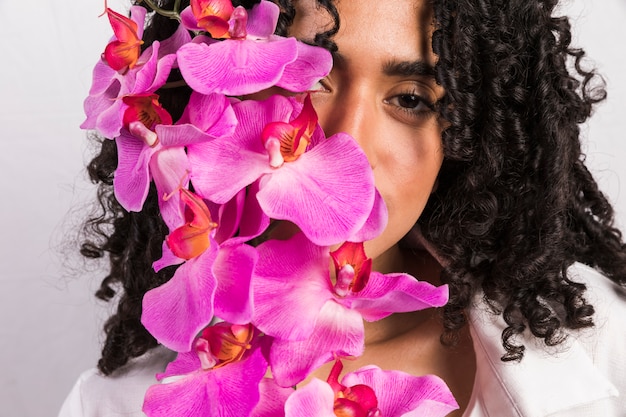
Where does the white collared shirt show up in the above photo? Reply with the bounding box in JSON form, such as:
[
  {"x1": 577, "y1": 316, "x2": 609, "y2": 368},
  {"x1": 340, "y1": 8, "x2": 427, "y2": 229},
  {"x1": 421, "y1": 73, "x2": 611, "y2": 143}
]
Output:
[{"x1": 464, "y1": 262, "x2": 625, "y2": 416}]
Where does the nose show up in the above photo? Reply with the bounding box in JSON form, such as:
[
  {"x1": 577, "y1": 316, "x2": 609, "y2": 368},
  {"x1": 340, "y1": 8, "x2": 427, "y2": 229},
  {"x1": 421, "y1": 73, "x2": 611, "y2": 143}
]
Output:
[{"x1": 314, "y1": 88, "x2": 378, "y2": 169}]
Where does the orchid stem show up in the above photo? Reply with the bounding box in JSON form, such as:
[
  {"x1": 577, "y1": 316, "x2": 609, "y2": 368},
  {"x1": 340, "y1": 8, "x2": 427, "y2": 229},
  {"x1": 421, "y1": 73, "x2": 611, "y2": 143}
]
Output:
[{"x1": 141, "y1": 0, "x2": 181, "y2": 21}]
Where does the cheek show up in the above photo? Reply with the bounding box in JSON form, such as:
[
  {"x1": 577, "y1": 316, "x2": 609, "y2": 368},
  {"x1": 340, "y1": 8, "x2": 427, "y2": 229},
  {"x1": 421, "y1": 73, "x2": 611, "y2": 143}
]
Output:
[{"x1": 377, "y1": 126, "x2": 443, "y2": 216}]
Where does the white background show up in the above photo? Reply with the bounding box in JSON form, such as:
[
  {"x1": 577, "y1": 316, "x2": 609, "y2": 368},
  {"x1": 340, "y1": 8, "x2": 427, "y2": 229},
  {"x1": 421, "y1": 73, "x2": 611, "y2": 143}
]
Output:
[{"x1": 0, "y1": 1, "x2": 624, "y2": 416}]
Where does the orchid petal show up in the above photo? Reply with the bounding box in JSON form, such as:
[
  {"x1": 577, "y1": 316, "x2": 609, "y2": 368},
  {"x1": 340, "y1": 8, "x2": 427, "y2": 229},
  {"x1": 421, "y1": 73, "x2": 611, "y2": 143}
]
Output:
[
  {"x1": 349, "y1": 189, "x2": 388, "y2": 242},
  {"x1": 80, "y1": 79, "x2": 122, "y2": 135},
  {"x1": 113, "y1": 132, "x2": 154, "y2": 211},
  {"x1": 209, "y1": 348, "x2": 268, "y2": 416},
  {"x1": 341, "y1": 368, "x2": 458, "y2": 417},
  {"x1": 132, "y1": 43, "x2": 166, "y2": 93},
  {"x1": 85, "y1": 60, "x2": 117, "y2": 96},
  {"x1": 245, "y1": 0, "x2": 280, "y2": 39},
  {"x1": 158, "y1": 350, "x2": 202, "y2": 381},
  {"x1": 188, "y1": 140, "x2": 268, "y2": 203},
  {"x1": 277, "y1": 41, "x2": 333, "y2": 92},
  {"x1": 129, "y1": 6, "x2": 147, "y2": 39},
  {"x1": 158, "y1": 22, "x2": 193, "y2": 57},
  {"x1": 257, "y1": 133, "x2": 374, "y2": 246},
  {"x1": 141, "y1": 245, "x2": 218, "y2": 352},
  {"x1": 103, "y1": 7, "x2": 144, "y2": 71},
  {"x1": 284, "y1": 378, "x2": 336, "y2": 417},
  {"x1": 236, "y1": 181, "x2": 271, "y2": 242},
  {"x1": 143, "y1": 371, "x2": 210, "y2": 417},
  {"x1": 252, "y1": 233, "x2": 332, "y2": 341},
  {"x1": 150, "y1": 147, "x2": 189, "y2": 230},
  {"x1": 213, "y1": 244, "x2": 258, "y2": 324},
  {"x1": 351, "y1": 273, "x2": 449, "y2": 322},
  {"x1": 182, "y1": 91, "x2": 238, "y2": 138},
  {"x1": 155, "y1": 124, "x2": 215, "y2": 148},
  {"x1": 96, "y1": 97, "x2": 128, "y2": 138},
  {"x1": 153, "y1": 241, "x2": 184, "y2": 273},
  {"x1": 250, "y1": 378, "x2": 293, "y2": 417},
  {"x1": 270, "y1": 301, "x2": 364, "y2": 387},
  {"x1": 180, "y1": 6, "x2": 203, "y2": 31},
  {"x1": 177, "y1": 38, "x2": 298, "y2": 96},
  {"x1": 213, "y1": 190, "x2": 245, "y2": 244},
  {"x1": 146, "y1": 50, "x2": 179, "y2": 93},
  {"x1": 166, "y1": 189, "x2": 217, "y2": 260},
  {"x1": 144, "y1": 348, "x2": 267, "y2": 417}
]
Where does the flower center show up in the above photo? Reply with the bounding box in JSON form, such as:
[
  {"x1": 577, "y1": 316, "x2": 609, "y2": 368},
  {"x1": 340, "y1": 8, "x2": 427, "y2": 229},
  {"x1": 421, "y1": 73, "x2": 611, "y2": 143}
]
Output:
[
  {"x1": 122, "y1": 94, "x2": 172, "y2": 146},
  {"x1": 327, "y1": 360, "x2": 381, "y2": 417},
  {"x1": 330, "y1": 242, "x2": 372, "y2": 297},
  {"x1": 261, "y1": 94, "x2": 318, "y2": 168},
  {"x1": 191, "y1": 0, "x2": 249, "y2": 39},
  {"x1": 195, "y1": 323, "x2": 254, "y2": 370},
  {"x1": 166, "y1": 188, "x2": 218, "y2": 260}
]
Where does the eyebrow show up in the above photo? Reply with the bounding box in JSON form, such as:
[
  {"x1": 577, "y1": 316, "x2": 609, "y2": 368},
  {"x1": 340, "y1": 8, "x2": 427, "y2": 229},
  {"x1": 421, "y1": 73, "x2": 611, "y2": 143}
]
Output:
[
  {"x1": 331, "y1": 51, "x2": 435, "y2": 78},
  {"x1": 383, "y1": 59, "x2": 436, "y2": 78}
]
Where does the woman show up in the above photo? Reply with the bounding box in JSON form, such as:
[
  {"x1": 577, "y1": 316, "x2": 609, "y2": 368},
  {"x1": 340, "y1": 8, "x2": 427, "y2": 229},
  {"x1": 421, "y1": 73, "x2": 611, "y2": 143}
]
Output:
[{"x1": 61, "y1": 0, "x2": 626, "y2": 415}]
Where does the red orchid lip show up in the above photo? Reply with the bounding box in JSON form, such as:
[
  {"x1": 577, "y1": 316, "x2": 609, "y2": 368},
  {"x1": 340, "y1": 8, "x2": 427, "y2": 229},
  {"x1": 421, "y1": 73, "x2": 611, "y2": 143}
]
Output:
[
  {"x1": 331, "y1": 241, "x2": 373, "y2": 295},
  {"x1": 261, "y1": 94, "x2": 318, "y2": 167},
  {"x1": 327, "y1": 359, "x2": 380, "y2": 417},
  {"x1": 196, "y1": 322, "x2": 255, "y2": 370},
  {"x1": 122, "y1": 94, "x2": 173, "y2": 133}
]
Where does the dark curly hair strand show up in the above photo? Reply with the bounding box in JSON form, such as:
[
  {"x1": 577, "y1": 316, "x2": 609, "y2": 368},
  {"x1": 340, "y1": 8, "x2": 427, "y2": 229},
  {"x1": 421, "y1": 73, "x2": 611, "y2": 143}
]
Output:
[{"x1": 425, "y1": 0, "x2": 626, "y2": 360}]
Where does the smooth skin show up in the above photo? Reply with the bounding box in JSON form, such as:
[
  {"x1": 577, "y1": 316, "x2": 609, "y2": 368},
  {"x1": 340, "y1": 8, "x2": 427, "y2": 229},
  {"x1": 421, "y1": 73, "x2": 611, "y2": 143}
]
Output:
[{"x1": 291, "y1": 0, "x2": 476, "y2": 415}]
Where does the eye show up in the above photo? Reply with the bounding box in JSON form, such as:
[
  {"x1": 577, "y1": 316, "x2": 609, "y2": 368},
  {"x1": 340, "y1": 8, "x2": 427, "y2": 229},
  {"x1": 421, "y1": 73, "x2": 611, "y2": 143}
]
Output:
[
  {"x1": 385, "y1": 93, "x2": 433, "y2": 113},
  {"x1": 383, "y1": 85, "x2": 437, "y2": 124}
]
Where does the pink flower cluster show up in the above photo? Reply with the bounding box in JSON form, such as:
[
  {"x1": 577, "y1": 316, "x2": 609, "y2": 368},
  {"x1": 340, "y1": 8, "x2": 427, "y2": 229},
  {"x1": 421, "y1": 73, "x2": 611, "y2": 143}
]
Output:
[{"x1": 82, "y1": 1, "x2": 459, "y2": 416}]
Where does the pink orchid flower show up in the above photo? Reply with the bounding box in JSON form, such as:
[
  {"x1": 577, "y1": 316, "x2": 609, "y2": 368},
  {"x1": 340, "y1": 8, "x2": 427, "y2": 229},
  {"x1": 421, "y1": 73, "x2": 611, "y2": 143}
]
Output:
[
  {"x1": 252, "y1": 233, "x2": 450, "y2": 387},
  {"x1": 81, "y1": 6, "x2": 191, "y2": 138},
  {"x1": 188, "y1": 95, "x2": 382, "y2": 246},
  {"x1": 142, "y1": 188, "x2": 259, "y2": 352},
  {"x1": 113, "y1": 91, "x2": 236, "y2": 229},
  {"x1": 177, "y1": 0, "x2": 332, "y2": 95},
  {"x1": 143, "y1": 323, "x2": 269, "y2": 417},
  {"x1": 285, "y1": 360, "x2": 459, "y2": 417}
]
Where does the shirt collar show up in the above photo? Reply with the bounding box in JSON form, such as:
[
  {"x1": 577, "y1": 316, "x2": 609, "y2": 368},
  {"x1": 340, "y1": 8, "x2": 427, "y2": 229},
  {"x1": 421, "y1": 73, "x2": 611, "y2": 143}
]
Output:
[{"x1": 468, "y1": 298, "x2": 618, "y2": 416}]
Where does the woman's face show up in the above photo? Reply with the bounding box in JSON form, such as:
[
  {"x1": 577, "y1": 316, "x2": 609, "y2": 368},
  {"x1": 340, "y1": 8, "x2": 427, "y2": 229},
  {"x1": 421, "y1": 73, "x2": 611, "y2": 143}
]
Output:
[{"x1": 292, "y1": 0, "x2": 445, "y2": 270}]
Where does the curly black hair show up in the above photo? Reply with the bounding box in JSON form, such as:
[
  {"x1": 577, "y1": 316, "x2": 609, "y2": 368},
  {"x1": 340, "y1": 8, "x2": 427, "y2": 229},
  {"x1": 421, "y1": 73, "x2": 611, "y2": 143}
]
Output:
[
  {"x1": 423, "y1": 0, "x2": 626, "y2": 360},
  {"x1": 80, "y1": 0, "x2": 626, "y2": 374}
]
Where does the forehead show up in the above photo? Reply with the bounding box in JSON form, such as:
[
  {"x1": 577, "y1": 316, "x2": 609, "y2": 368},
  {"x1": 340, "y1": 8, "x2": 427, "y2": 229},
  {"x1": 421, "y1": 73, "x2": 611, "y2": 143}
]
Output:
[{"x1": 291, "y1": 0, "x2": 436, "y2": 66}]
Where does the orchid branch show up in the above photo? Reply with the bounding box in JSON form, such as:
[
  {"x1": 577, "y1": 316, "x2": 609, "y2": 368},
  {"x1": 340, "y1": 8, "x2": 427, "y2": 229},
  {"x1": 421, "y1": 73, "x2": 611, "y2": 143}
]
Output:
[{"x1": 140, "y1": 0, "x2": 181, "y2": 21}]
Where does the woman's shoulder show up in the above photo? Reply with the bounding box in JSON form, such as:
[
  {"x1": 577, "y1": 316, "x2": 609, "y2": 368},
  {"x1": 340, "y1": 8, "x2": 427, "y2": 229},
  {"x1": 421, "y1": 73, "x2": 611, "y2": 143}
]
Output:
[
  {"x1": 566, "y1": 262, "x2": 626, "y2": 372},
  {"x1": 466, "y1": 262, "x2": 626, "y2": 416},
  {"x1": 58, "y1": 346, "x2": 175, "y2": 417}
]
